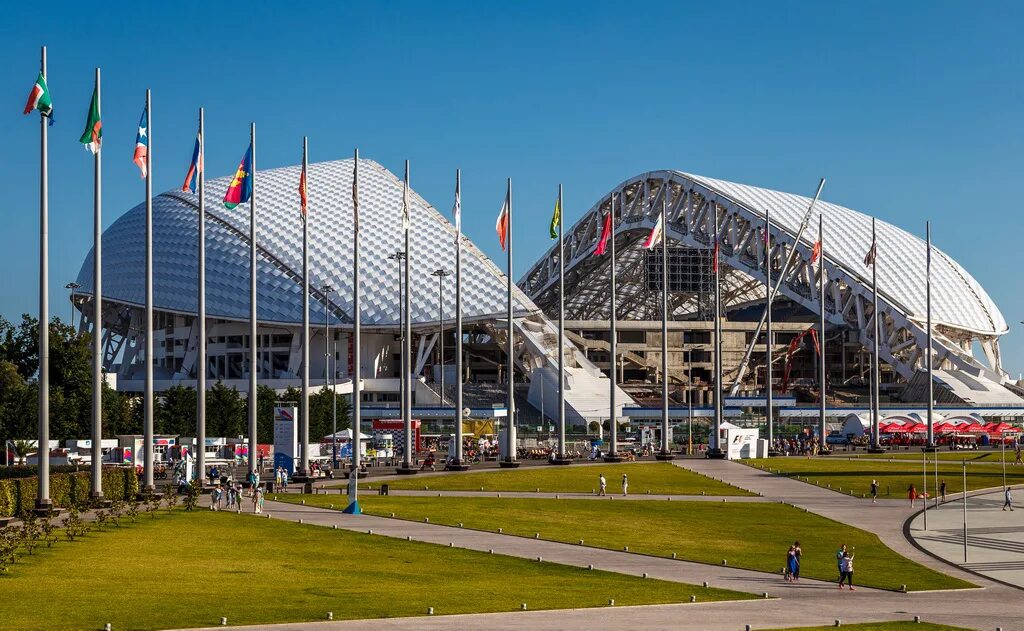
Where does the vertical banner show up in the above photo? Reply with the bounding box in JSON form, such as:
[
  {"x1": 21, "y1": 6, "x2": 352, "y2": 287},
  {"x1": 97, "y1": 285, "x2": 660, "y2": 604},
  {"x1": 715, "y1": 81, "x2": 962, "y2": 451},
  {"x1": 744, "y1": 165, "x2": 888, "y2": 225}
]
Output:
[{"x1": 273, "y1": 406, "x2": 298, "y2": 475}]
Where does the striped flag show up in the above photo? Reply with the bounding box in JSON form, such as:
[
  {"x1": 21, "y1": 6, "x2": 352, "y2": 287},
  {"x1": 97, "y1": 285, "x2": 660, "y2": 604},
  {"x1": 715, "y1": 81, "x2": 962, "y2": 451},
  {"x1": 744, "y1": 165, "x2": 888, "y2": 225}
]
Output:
[
  {"x1": 713, "y1": 238, "x2": 720, "y2": 273},
  {"x1": 810, "y1": 240, "x2": 822, "y2": 265},
  {"x1": 181, "y1": 129, "x2": 202, "y2": 193},
  {"x1": 133, "y1": 105, "x2": 149, "y2": 178},
  {"x1": 496, "y1": 191, "x2": 510, "y2": 251},
  {"x1": 453, "y1": 173, "x2": 461, "y2": 243},
  {"x1": 642, "y1": 213, "x2": 663, "y2": 249},
  {"x1": 78, "y1": 84, "x2": 101, "y2": 154},
  {"x1": 863, "y1": 241, "x2": 877, "y2": 266},
  {"x1": 223, "y1": 143, "x2": 253, "y2": 209},
  {"x1": 23, "y1": 71, "x2": 54, "y2": 123},
  {"x1": 298, "y1": 158, "x2": 308, "y2": 220},
  {"x1": 594, "y1": 210, "x2": 612, "y2": 256}
]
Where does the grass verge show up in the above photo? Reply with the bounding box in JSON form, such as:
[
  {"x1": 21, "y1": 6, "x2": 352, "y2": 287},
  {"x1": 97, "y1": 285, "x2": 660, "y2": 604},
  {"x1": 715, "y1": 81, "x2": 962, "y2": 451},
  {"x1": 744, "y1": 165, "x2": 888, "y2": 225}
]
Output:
[
  {"x1": 282, "y1": 494, "x2": 974, "y2": 592},
  {"x1": 768, "y1": 623, "x2": 968, "y2": 631},
  {"x1": 363, "y1": 461, "x2": 752, "y2": 495},
  {"x1": 0, "y1": 509, "x2": 749, "y2": 630}
]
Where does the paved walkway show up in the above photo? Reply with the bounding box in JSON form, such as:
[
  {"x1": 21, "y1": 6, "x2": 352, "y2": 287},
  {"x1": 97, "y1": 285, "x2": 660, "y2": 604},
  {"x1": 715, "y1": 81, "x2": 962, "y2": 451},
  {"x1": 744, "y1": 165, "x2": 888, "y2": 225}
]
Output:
[
  {"x1": 909, "y1": 487, "x2": 1024, "y2": 589},
  {"x1": 303, "y1": 487, "x2": 770, "y2": 502}
]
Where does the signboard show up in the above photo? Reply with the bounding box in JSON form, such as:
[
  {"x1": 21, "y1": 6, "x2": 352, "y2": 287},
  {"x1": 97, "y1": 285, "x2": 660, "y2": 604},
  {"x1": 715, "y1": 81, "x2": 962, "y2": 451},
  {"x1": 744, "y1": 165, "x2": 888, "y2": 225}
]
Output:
[
  {"x1": 372, "y1": 419, "x2": 421, "y2": 453},
  {"x1": 273, "y1": 406, "x2": 298, "y2": 475}
]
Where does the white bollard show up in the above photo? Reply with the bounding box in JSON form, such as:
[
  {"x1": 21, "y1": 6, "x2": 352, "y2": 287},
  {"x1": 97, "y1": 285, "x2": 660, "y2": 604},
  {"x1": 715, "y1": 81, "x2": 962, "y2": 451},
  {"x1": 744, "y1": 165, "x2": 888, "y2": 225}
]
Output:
[
  {"x1": 608, "y1": 599, "x2": 615, "y2": 606},
  {"x1": 220, "y1": 617, "x2": 227, "y2": 626},
  {"x1": 579, "y1": 539, "x2": 584, "y2": 545},
  {"x1": 537, "y1": 556, "x2": 542, "y2": 562},
  {"x1": 642, "y1": 572, "x2": 648, "y2": 578},
  {"x1": 488, "y1": 549, "x2": 494, "y2": 554},
  {"x1": 703, "y1": 581, "x2": 709, "y2": 588},
  {"x1": 332, "y1": 524, "x2": 337, "y2": 530},
  {"x1": 298, "y1": 519, "x2": 303, "y2": 524},
  {"x1": 689, "y1": 595, "x2": 696, "y2": 602},
  {"x1": 624, "y1": 546, "x2": 629, "y2": 552},
  {"x1": 427, "y1": 607, "x2": 434, "y2": 615},
  {"x1": 913, "y1": 616, "x2": 920, "y2": 623},
  {"x1": 449, "y1": 542, "x2": 454, "y2": 547},
  {"x1": 834, "y1": 621, "x2": 841, "y2": 628},
  {"x1": 521, "y1": 603, "x2": 527, "y2": 610},
  {"x1": 671, "y1": 552, "x2": 677, "y2": 559},
  {"x1": 327, "y1": 612, "x2": 333, "y2": 620},
  {"x1": 762, "y1": 592, "x2": 769, "y2": 598},
  {"x1": 105, "y1": 625, "x2": 111, "y2": 631},
  {"x1": 587, "y1": 564, "x2": 594, "y2": 570}
]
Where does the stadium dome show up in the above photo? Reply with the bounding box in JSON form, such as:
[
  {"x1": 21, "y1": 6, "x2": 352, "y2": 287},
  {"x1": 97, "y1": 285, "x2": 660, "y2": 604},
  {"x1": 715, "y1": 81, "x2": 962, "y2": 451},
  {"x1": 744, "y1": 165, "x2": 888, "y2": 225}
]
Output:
[{"x1": 74, "y1": 158, "x2": 536, "y2": 327}]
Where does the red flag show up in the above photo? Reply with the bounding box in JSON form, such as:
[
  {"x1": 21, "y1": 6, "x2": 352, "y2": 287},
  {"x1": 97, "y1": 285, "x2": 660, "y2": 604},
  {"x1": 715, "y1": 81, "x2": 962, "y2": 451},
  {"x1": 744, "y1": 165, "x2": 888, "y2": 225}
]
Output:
[
  {"x1": 594, "y1": 211, "x2": 612, "y2": 256},
  {"x1": 298, "y1": 161, "x2": 308, "y2": 220},
  {"x1": 495, "y1": 192, "x2": 510, "y2": 251},
  {"x1": 810, "y1": 240, "x2": 821, "y2": 265},
  {"x1": 713, "y1": 240, "x2": 720, "y2": 272}
]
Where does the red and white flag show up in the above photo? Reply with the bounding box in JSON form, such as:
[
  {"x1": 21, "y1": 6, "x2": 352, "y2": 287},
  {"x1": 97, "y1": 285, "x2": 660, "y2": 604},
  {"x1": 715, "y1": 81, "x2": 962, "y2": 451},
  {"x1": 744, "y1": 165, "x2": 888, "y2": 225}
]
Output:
[
  {"x1": 298, "y1": 160, "x2": 308, "y2": 220},
  {"x1": 642, "y1": 214, "x2": 663, "y2": 249},
  {"x1": 453, "y1": 173, "x2": 461, "y2": 244},
  {"x1": 810, "y1": 240, "x2": 822, "y2": 265},
  {"x1": 496, "y1": 191, "x2": 510, "y2": 251}
]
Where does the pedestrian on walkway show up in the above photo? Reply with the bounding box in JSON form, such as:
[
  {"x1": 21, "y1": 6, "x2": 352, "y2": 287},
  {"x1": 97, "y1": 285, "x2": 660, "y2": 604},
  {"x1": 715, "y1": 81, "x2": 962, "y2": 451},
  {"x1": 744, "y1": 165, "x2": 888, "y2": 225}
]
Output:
[
  {"x1": 909, "y1": 484, "x2": 918, "y2": 508},
  {"x1": 870, "y1": 479, "x2": 878, "y2": 504},
  {"x1": 235, "y1": 482, "x2": 243, "y2": 511},
  {"x1": 621, "y1": 473, "x2": 628, "y2": 497},
  {"x1": 1015, "y1": 445, "x2": 1022, "y2": 465},
  {"x1": 1004, "y1": 486, "x2": 1014, "y2": 511},
  {"x1": 791, "y1": 541, "x2": 802, "y2": 582},
  {"x1": 252, "y1": 485, "x2": 262, "y2": 514},
  {"x1": 838, "y1": 550, "x2": 855, "y2": 590},
  {"x1": 940, "y1": 479, "x2": 947, "y2": 503},
  {"x1": 784, "y1": 544, "x2": 795, "y2": 581},
  {"x1": 835, "y1": 544, "x2": 847, "y2": 581},
  {"x1": 598, "y1": 474, "x2": 607, "y2": 496}
]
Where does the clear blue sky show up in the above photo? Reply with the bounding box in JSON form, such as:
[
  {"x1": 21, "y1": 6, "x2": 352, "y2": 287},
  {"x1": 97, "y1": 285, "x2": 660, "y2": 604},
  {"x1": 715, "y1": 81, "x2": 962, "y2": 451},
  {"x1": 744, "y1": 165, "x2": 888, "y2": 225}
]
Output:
[{"x1": 2, "y1": 2, "x2": 1022, "y2": 372}]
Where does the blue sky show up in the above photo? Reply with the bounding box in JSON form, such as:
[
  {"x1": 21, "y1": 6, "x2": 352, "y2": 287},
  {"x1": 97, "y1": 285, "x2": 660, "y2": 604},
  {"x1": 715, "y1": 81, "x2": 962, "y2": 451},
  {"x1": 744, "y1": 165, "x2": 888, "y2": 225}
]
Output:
[{"x1": 1, "y1": 2, "x2": 1022, "y2": 372}]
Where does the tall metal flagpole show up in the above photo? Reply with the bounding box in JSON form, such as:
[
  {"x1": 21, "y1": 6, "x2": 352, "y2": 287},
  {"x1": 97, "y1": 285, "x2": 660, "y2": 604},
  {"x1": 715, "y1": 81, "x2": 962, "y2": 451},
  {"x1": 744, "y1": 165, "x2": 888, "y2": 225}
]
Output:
[
  {"x1": 605, "y1": 193, "x2": 621, "y2": 462},
  {"x1": 398, "y1": 160, "x2": 416, "y2": 475},
  {"x1": 452, "y1": 170, "x2": 468, "y2": 470},
  {"x1": 299, "y1": 137, "x2": 310, "y2": 479},
  {"x1": 869, "y1": 217, "x2": 883, "y2": 453},
  {"x1": 500, "y1": 179, "x2": 519, "y2": 468},
  {"x1": 554, "y1": 184, "x2": 571, "y2": 464},
  {"x1": 708, "y1": 207, "x2": 726, "y2": 459},
  {"x1": 765, "y1": 207, "x2": 775, "y2": 456},
  {"x1": 657, "y1": 193, "x2": 673, "y2": 460},
  {"x1": 196, "y1": 108, "x2": 206, "y2": 482},
  {"x1": 247, "y1": 122, "x2": 258, "y2": 479},
  {"x1": 818, "y1": 213, "x2": 829, "y2": 454},
  {"x1": 143, "y1": 89, "x2": 155, "y2": 494},
  {"x1": 36, "y1": 45, "x2": 52, "y2": 511},
  {"x1": 90, "y1": 67, "x2": 104, "y2": 500},
  {"x1": 925, "y1": 221, "x2": 935, "y2": 451},
  {"x1": 344, "y1": 150, "x2": 362, "y2": 513}
]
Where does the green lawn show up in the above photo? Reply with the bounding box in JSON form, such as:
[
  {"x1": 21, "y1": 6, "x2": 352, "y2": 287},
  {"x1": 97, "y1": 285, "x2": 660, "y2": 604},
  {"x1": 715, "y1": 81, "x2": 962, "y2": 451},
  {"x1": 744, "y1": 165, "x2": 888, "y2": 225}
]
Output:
[
  {"x1": 282, "y1": 494, "x2": 973, "y2": 592},
  {"x1": 768, "y1": 623, "x2": 968, "y2": 631},
  {"x1": 363, "y1": 462, "x2": 752, "y2": 496},
  {"x1": 746, "y1": 457, "x2": 1024, "y2": 498},
  {"x1": 0, "y1": 509, "x2": 750, "y2": 630},
  {"x1": 845, "y1": 450, "x2": 1020, "y2": 463}
]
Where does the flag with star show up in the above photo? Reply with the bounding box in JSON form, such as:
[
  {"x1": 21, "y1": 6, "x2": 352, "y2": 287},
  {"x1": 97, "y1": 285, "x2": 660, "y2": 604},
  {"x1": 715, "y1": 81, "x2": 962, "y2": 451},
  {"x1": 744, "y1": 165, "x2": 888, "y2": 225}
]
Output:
[
  {"x1": 133, "y1": 104, "x2": 149, "y2": 177},
  {"x1": 224, "y1": 143, "x2": 254, "y2": 209}
]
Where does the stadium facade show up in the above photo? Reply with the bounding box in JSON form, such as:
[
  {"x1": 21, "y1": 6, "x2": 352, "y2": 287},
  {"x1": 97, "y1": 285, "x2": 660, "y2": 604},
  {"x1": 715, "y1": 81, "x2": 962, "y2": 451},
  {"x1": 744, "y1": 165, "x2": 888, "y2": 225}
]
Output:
[{"x1": 73, "y1": 160, "x2": 1022, "y2": 428}]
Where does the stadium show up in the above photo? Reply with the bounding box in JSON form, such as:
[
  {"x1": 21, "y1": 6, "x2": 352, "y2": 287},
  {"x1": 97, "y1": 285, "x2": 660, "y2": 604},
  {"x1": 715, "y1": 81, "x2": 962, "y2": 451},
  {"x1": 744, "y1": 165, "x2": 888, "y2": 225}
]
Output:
[{"x1": 72, "y1": 159, "x2": 1023, "y2": 429}]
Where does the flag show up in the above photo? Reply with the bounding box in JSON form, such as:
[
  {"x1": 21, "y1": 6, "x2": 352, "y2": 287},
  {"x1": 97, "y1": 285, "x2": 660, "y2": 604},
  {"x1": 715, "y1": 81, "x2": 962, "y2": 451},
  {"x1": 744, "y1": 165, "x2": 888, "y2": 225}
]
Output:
[
  {"x1": 496, "y1": 191, "x2": 510, "y2": 251},
  {"x1": 23, "y1": 71, "x2": 54, "y2": 123},
  {"x1": 352, "y1": 158, "x2": 359, "y2": 230},
  {"x1": 810, "y1": 240, "x2": 822, "y2": 265},
  {"x1": 223, "y1": 143, "x2": 254, "y2": 209},
  {"x1": 181, "y1": 129, "x2": 202, "y2": 193},
  {"x1": 402, "y1": 176, "x2": 411, "y2": 232},
  {"x1": 863, "y1": 241, "x2": 877, "y2": 266},
  {"x1": 298, "y1": 159, "x2": 308, "y2": 220},
  {"x1": 549, "y1": 195, "x2": 561, "y2": 240},
  {"x1": 133, "y1": 105, "x2": 149, "y2": 178},
  {"x1": 78, "y1": 85, "x2": 101, "y2": 153},
  {"x1": 594, "y1": 210, "x2": 612, "y2": 256},
  {"x1": 453, "y1": 174, "x2": 461, "y2": 243},
  {"x1": 642, "y1": 214, "x2": 663, "y2": 249},
  {"x1": 713, "y1": 239, "x2": 720, "y2": 273}
]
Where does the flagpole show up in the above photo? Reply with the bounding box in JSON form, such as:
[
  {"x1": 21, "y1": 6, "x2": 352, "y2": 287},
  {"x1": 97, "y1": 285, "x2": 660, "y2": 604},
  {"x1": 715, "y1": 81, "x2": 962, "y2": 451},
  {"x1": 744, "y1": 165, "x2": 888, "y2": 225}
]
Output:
[
  {"x1": 452, "y1": 169, "x2": 468, "y2": 470},
  {"x1": 500, "y1": 178, "x2": 519, "y2": 468},
  {"x1": 657, "y1": 193, "x2": 673, "y2": 460},
  {"x1": 765, "y1": 207, "x2": 775, "y2": 457},
  {"x1": 925, "y1": 221, "x2": 935, "y2": 451},
  {"x1": 605, "y1": 192, "x2": 621, "y2": 463},
  {"x1": 300, "y1": 136, "x2": 310, "y2": 480},
  {"x1": 143, "y1": 88, "x2": 155, "y2": 494},
  {"x1": 344, "y1": 149, "x2": 362, "y2": 513},
  {"x1": 196, "y1": 107, "x2": 206, "y2": 483},
  {"x1": 398, "y1": 160, "x2": 416, "y2": 475},
  {"x1": 248, "y1": 121, "x2": 258, "y2": 480},
  {"x1": 818, "y1": 212, "x2": 829, "y2": 455},
  {"x1": 554, "y1": 184, "x2": 571, "y2": 465},
  {"x1": 869, "y1": 217, "x2": 883, "y2": 453},
  {"x1": 708, "y1": 207, "x2": 726, "y2": 459},
  {"x1": 36, "y1": 45, "x2": 52, "y2": 511},
  {"x1": 90, "y1": 67, "x2": 104, "y2": 500}
]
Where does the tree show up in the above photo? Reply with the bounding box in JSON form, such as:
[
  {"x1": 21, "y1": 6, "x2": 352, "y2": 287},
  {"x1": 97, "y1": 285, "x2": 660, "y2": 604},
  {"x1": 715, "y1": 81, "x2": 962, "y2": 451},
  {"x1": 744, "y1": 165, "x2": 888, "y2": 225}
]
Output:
[
  {"x1": 207, "y1": 381, "x2": 244, "y2": 438},
  {"x1": 0, "y1": 361, "x2": 28, "y2": 441},
  {"x1": 160, "y1": 385, "x2": 197, "y2": 436},
  {"x1": 0, "y1": 315, "x2": 41, "y2": 379},
  {"x1": 251, "y1": 384, "x2": 278, "y2": 445},
  {"x1": 309, "y1": 387, "x2": 350, "y2": 442}
]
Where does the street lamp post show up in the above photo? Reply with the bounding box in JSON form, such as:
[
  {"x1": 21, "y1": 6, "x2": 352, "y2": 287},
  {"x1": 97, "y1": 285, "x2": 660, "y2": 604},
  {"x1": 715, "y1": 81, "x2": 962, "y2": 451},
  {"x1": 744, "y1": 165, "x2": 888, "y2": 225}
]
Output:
[
  {"x1": 323, "y1": 284, "x2": 335, "y2": 469},
  {"x1": 65, "y1": 282, "x2": 80, "y2": 330},
  {"x1": 431, "y1": 269, "x2": 451, "y2": 402}
]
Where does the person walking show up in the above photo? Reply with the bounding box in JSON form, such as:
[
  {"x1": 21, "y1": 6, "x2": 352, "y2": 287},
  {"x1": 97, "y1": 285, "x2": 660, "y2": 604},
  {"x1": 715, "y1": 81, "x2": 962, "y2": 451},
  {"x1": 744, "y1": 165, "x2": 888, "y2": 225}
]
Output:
[
  {"x1": 252, "y1": 485, "x2": 261, "y2": 514},
  {"x1": 791, "y1": 541, "x2": 802, "y2": 582},
  {"x1": 1015, "y1": 445, "x2": 1022, "y2": 465},
  {"x1": 909, "y1": 484, "x2": 918, "y2": 508},
  {"x1": 235, "y1": 482, "x2": 243, "y2": 511},
  {"x1": 870, "y1": 479, "x2": 878, "y2": 504},
  {"x1": 598, "y1": 474, "x2": 607, "y2": 496},
  {"x1": 1004, "y1": 486, "x2": 1014, "y2": 511},
  {"x1": 621, "y1": 473, "x2": 629, "y2": 497},
  {"x1": 940, "y1": 479, "x2": 947, "y2": 503},
  {"x1": 835, "y1": 544, "x2": 847, "y2": 581},
  {"x1": 838, "y1": 550, "x2": 855, "y2": 590}
]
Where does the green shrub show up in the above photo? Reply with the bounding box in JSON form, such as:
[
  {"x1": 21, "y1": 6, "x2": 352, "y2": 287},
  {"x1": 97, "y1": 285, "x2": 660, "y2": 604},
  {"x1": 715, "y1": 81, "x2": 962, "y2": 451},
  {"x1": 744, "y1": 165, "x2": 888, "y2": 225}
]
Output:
[{"x1": 0, "y1": 479, "x2": 13, "y2": 517}]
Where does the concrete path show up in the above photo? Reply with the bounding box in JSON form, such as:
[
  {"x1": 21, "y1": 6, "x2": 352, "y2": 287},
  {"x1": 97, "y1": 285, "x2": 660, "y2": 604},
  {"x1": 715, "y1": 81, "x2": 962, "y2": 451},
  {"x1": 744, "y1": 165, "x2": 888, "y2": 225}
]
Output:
[
  {"x1": 302, "y1": 487, "x2": 770, "y2": 502},
  {"x1": 909, "y1": 487, "x2": 1024, "y2": 589}
]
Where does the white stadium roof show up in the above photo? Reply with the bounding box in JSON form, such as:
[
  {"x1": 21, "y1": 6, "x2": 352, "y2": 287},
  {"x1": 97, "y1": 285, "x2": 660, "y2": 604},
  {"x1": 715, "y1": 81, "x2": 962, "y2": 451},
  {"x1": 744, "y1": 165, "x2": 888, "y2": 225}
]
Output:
[{"x1": 75, "y1": 158, "x2": 536, "y2": 327}]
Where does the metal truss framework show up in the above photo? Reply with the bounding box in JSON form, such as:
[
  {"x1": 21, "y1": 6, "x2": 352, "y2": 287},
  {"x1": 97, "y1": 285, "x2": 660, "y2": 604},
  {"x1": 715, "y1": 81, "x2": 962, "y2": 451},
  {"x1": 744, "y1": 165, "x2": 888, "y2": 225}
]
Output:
[{"x1": 520, "y1": 171, "x2": 1009, "y2": 394}]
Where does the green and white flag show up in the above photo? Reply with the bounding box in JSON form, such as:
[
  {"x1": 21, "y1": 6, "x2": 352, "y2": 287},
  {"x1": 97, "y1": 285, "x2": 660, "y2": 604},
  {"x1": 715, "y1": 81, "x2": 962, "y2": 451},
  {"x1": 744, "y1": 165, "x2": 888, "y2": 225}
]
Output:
[
  {"x1": 78, "y1": 85, "x2": 102, "y2": 153},
  {"x1": 549, "y1": 195, "x2": 561, "y2": 239},
  {"x1": 23, "y1": 71, "x2": 53, "y2": 121}
]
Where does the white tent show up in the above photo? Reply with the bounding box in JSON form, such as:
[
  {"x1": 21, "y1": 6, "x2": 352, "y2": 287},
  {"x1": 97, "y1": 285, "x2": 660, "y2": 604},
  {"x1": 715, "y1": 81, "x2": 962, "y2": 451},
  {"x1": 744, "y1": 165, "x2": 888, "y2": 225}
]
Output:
[
  {"x1": 840, "y1": 414, "x2": 870, "y2": 437},
  {"x1": 322, "y1": 429, "x2": 371, "y2": 442}
]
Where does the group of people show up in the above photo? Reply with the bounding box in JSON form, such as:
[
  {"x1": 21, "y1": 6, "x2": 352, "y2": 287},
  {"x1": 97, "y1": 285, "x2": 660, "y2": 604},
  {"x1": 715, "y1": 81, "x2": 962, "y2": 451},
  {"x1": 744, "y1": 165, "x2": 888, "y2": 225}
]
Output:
[
  {"x1": 781, "y1": 542, "x2": 856, "y2": 589},
  {"x1": 597, "y1": 473, "x2": 628, "y2": 496},
  {"x1": 771, "y1": 437, "x2": 824, "y2": 457}
]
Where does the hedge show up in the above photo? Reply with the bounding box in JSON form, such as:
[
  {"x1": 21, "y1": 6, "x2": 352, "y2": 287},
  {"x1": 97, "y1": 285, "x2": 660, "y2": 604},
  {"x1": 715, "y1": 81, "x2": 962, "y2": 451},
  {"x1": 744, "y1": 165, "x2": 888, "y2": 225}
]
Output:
[{"x1": 0, "y1": 467, "x2": 139, "y2": 518}]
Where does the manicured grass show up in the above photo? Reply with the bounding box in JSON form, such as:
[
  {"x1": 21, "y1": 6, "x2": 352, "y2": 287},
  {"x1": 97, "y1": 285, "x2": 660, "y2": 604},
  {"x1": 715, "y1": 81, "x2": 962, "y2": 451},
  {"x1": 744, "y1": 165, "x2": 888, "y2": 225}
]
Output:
[
  {"x1": 768, "y1": 623, "x2": 968, "y2": 631},
  {"x1": 364, "y1": 462, "x2": 752, "y2": 495},
  {"x1": 747, "y1": 457, "x2": 1024, "y2": 498},
  {"x1": 845, "y1": 450, "x2": 1020, "y2": 463},
  {"x1": 0, "y1": 509, "x2": 750, "y2": 630},
  {"x1": 283, "y1": 494, "x2": 974, "y2": 592}
]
